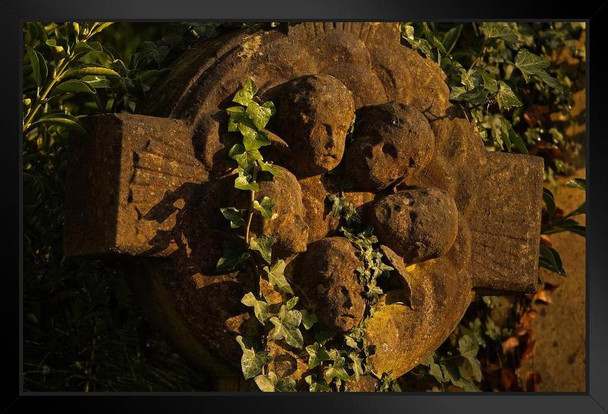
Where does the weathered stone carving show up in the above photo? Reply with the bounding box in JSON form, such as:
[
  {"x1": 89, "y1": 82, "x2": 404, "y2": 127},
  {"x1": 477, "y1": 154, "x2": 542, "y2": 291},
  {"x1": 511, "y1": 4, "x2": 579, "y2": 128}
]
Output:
[
  {"x1": 343, "y1": 101, "x2": 435, "y2": 191},
  {"x1": 64, "y1": 22, "x2": 544, "y2": 389}
]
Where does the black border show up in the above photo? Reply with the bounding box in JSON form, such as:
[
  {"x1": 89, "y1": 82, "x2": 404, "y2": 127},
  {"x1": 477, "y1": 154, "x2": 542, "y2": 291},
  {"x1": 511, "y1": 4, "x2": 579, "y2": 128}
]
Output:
[{"x1": 3, "y1": 0, "x2": 608, "y2": 413}]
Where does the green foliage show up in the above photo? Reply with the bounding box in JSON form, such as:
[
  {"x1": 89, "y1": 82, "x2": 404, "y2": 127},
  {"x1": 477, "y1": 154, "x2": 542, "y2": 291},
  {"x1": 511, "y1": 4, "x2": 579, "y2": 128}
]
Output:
[
  {"x1": 400, "y1": 22, "x2": 584, "y2": 166},
  {"x1": 540, "y1": 178, "x2": 585, "y2": 275},
  {"x1": 23, "y1": 21, "x2": 236, "y2": 392},
  {"x1": 263, "y1": 260, "x2": 293, "y2": 295},
  {"x1": 236, "y1": 336, "x2": 273, "y2": 380}
]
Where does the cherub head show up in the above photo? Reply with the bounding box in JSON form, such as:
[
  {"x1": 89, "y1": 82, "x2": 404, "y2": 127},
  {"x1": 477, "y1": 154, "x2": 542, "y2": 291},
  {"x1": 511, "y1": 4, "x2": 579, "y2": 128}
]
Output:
[{"x1": 273, "y1": 74, "x2": 355, "y2": 178}]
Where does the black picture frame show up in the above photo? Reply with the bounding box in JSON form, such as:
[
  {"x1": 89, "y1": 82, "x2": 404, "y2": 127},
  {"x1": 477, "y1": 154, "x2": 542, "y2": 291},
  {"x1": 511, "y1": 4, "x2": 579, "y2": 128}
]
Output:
[{"x1": 3, "y1": 0, "x2": 607, "y2": 413}]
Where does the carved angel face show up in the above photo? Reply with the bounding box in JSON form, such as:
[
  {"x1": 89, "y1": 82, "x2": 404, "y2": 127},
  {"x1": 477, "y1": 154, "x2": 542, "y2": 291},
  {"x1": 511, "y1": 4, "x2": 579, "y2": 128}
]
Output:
[
  {"x1": 344, "y1": 101, "x2": 435, "y2": 191},
  {"x1": 274, "y1": 74, "x2": 355, "y2": 178}
]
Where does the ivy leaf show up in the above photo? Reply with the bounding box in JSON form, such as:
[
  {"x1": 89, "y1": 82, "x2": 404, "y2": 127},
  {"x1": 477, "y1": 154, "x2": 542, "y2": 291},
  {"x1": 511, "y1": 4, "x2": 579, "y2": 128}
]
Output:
[
  {"x1": 233, "y1": 78, "x2": 258, "y2": 106},
  {"x1": 481, "y1": 22, "x2": 520, "y2": 44},
  {"x1": 216, "y1": 243, "x2": 250, "y2": 273},
  {"x1": 239, "y1": 123, "x2": 271, "y2": 151},
  {"x1": 423, "y1": 355, "x2": 446, "y2": 383},
  {"x1": 253, "y1": 196, "x2": 276, "y2": 219},
  {"x1": 324, "y1": 365, "x2": 350, "y2": 383},
  {"x1": 301, "y1": 309, "x2": 318, "y2": 330},
  {"x1": 515, "y1": 49, "x2": 562, "y2": 92},
  {"x1": 344, "y1": 335, "x2": 359, "y2": 350},
  {"x1": 477, "y1": 69, "x2": 498, "y2": 94},
  {"x1": 285, "y1": 296, "x2": 299, "y2": 310},
  {"x1": 348, "y1": 353, "x2": 364, "y2": 380},
  {"x1": 450, "y1": 86, "x2": 489, "y2": 105},
  {"x1": 401, "y1": 24, "x2": 433, "y2": 57},
  {"x1": 229, "y1": 144, "x2": 254, "y2": 171},
  {"x1": 234, "y1": 170, "x2": 260, "y2": 192},
  {"x1": 249, "y1": 234, "x2": 275, "y2": 264},
  {"x1": 496, "y1": 81, "x2": 522, "y2": 110},
  {"x1": 442, "y1": 24, "x2": 462, "y2": 54},
  {"x1": 275, "y1": 377, "x2": 297, "y2": 392},
  {"x1": 246, "y1": 101, "x2": 276, "y2": 130},
  {"x1": 315, "y1": 329, "x2": 336, "y2": 344},
  {"x1": 514, "y1": 49, "x2": 549, "y2": 80},
  {"x1": 328, "y1": 194, "x2": 342, "y2": 217},
  {"x1": 254, "y1": 372, "x2": 277, "y2": 392},
  {"x1": 269, "y1": 306, "x2": 303, "y2": 348},
  {"x1": 226, "y1": 106, "x2": 247, "y2": 132},
  {"x1": 305, "y1": 375, "x2": 331, "y2": 392},
  {"x1": 220, "y1": 207, "x2": 245, "y2": 228},
  {"x1": 457, "y1": 332, "x2": 482, "y2": 382},
  {"x1": 241, "y1": 292, "x2": 269, "y2": 325},
  {"x1": 263, "y1": 260, "x2": 293, "y2": 294},
  {"x1": 259, "y1": 160, "x2": 281, "y2": 177},
  {"x1": 306, "y1": 342, "x2": 331, "y2": 369},
  {"x1": 236, "y1": 336, "x2": 272, "y2": 379}
]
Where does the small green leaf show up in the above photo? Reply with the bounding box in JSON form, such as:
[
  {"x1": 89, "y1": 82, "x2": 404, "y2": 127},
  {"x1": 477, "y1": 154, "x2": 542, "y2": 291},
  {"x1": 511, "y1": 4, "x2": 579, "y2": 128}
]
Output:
[
  {"x1": 510, "y1": 129, "x2": 529, "y2": 154},
  {"x1": 275, "y1": 377, "x2": 297, "y2": 392},
  {"x1": 565, "y1": 178, "x2": 586, "y2": 191},
  {"x1": 301, "y1": 309, "x2": 318, "y2": 330},
  {"x1": 233, "y1": 78, "x2": 258, "y2": 106},
  {"x1": 442, "y1": 24, "x2": 462, "y2": 54},
  {"x1": 246, "y1": 101, "x2": 276, "y2": 130},
  {"x1": 543, "y1": 188, "x2": 556, "y2": 219},
  {"x1": 25, "y1": 45, "x2": 47, "y2": 88},
  {"x1": 73, "y1": 41, "x2": 103, "y2": 54},
  {"x1": 539, "y1": 244, "x2": 566, "y2": 276},
  {"x1": 241, "y1": 292, "x2": 269, "y2": 325},
  {"x1": 216, "y1": 243, "x2": 250, "y2": 273},
  {"x1": 306, "y1": 342, "x2": 331, "y2": 369},
  {"x1": 515, "y1": 49, "x2": 562, "y2": 92},
  {"x1": 515, "y1": 49, "x2": 550, "y2": 81},
  {"x1": 253, "y1": 196, "x2": 276, "y2": 219},
  {"x1": 234, "y1": 170, "x2": 260, "y2": 192},
  {"x1": 220, "y1": 207, "x2": 245, "y2": 228},
  {"x1": 254, "y1": 372, "x2": 277, "y2": 392},
  {"x1": 239, "y1": 123, "x2": 271, "y2": 151},
  {"x1": 457, "y1": 332, "x2": 482, "y2": 382},
  {"x1": 481, "y1": 22, "x2": 520, "y2": 43},
  {"x1": 324, "y1": 365, "x2": 350, "y2": 383},
  {"x1": 305, "y1": 375, "x2": 331, "y2": 392},
  {"x1": 477, "y1": 69, "x2": 498, "y2": 94},
  {"x1": 496, "y1": 81, "x2": 522, "y2": 110},
  {"x1": 81, "y1": 75, "x2": 112, "y2": 89},
  {"x1": 249, "y1": 234, "x2": 275, "y2": 264},
  {"x1": 259, "y1": 160, "x2": 281, "y2": 176},
  {"x1": 226, "y1": 105, "x2": 247, "y2": 132},
  {"x1": 348, "y1": 353, "x2": 364, "y2": 380},
  {"x1": 63, "y1": 64, "x2": 120, "y2": 79},
  {"x1": 29, "y1": 113, "x2": 86, "y2": 135},
  {"x1": 236, "y1": 336, "x2": 272, "y2": 379},
  {"x1": 229, "y1": 144, "x2": 254, "y2": 171},
  {"x1": 53, "y1": 79, "x2": 97, "y2": 95},
  {"x1": 269, "y1": 307, "x2": 303, "y2": 348},
  {"x1": 263, "y1": 260, "x2": 293, "y2": 294},
  {"x1": 285, "y1": 296, "x2": 299, "y2": 310}
]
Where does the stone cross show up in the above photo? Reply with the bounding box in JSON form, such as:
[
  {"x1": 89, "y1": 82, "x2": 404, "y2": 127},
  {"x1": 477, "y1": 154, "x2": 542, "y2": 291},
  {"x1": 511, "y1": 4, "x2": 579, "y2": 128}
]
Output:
[{"x1": 64, "y1": 22, "x2": 543, "y2": 388}]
